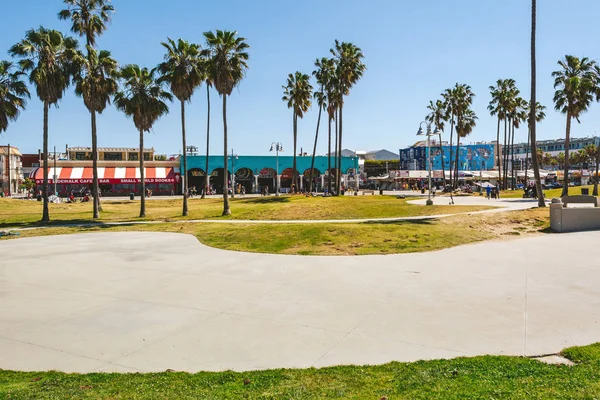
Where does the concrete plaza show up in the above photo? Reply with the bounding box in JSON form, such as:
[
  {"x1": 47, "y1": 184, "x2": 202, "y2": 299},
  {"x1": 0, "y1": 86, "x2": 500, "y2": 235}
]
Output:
[{"x1": 0, "y1": 230, "x2": 599, "y2": 373}]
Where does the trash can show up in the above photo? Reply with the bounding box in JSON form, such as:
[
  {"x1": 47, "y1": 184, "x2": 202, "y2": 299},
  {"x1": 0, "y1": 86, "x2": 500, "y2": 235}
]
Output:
[
  {"x1": 379, "y1": 188, "x2": 384, "y2": 195},
  {"x1": 582, "y1": 188, "x2": 589, "y2": 195},
  {"x1": 129, "y1": 193, "x2": 135, "y2": 200},
  {"x1": 421, "y1": 188, "x2": 425, "y2": 194}
]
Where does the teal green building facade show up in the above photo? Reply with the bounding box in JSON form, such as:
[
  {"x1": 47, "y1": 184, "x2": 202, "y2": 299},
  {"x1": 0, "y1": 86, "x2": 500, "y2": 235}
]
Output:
[{"x1": 182, "y1": 155, "x2": 359, "y2": 193}]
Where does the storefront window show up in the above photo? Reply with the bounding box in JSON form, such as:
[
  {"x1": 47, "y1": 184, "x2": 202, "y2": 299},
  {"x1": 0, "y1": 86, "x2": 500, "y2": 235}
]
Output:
[
  {"x1": 157, "y1": 183, "x2": 173, "y2": 194},
  {"x1": 128, "y1": 153, "x2": 138, "y2": 161},
  {"x1": 104, "y1": 152, "x2": 123, "y2": 161},
  {"x1": 113, "y1": 184, "x2": 136, "y2": 194},
  {"x1": 143, "y1": 153, "x2": 151, "y2": 161}
]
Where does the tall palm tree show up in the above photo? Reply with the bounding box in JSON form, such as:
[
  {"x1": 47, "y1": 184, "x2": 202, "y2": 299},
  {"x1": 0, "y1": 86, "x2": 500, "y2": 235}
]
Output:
[
  {"x1": 59, "y1": 0, "x2": 115, "y2": 218},
  {"x1": 201, "y1": 53, "x2": 212, "y2": 199},
  {"x1": 326, "y1": 72, "x2": 339, "y2": 193},
  {"x1": 204, "y1": 30, "x2": 249, "y2": 215},
  {"x1": 524, "y1": 102, "x2": 546, "y2": 183},
  {"x1": 114, "y1": 65, "x2": 172, "y2": 217},
  {"x1": 0, "y1": 61, "x2": 30, "y2": 133},
  {"x1": 330, "y1": 40, "x2": 366, "y2": 193},
  {"x1": 508, "y1": 96, "x2": 528, "y2": 189},
  {"x1": 310, "y1": 57, "x2": 334, "y2": 193},
  {"x1": 9, "y1": 28, "x2": 79, "y2": 222},
  {"x1": 552, "y1": 55, "x2": 598, "y2": 197},
  {"x1": 450, "y1": 83, "x2": 476, "y2": 189},
  {"x1": 488, "y1": 80, "x2": 507, "y2": 188},
  {"x1": 426, "y1": 99, "x2": 446, "y2": 187},
  {"x1": 157, "y1": 38, "x2": 204, "y2": 216},
  {"x1": 282, "y1": 71, "x2": 313, "y2": 192},
  {"x1": 529, "y1": 0, "x2": 545, "y2": 206},
  {"x1": 442, "y1": 88, "x2": 456, "y2": 189}
]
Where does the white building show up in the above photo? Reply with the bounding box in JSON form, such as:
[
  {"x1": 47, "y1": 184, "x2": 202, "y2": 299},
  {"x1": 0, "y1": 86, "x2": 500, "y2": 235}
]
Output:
[{"x1": 0, "y1": 145, "x2": 23, "y2": 195}]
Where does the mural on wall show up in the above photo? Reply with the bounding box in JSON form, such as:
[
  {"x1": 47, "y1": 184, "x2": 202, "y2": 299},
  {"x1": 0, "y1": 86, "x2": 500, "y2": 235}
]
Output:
[{"x1": 400, "y1": 144, "x2": 495, "y2": 171}]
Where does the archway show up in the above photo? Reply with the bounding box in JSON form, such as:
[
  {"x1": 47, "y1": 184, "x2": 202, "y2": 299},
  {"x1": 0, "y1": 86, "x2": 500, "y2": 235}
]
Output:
[
  {"x1": 234, "y1": 167, "x2": 254, "y2": 194},
  {"x1": 303, "y1": 168, "x2": 321, "y2": 192},
  {"x1": 209, "y1": 168, "x2": 231, "y2": 194},
  {"x1": 325, "y1": 168, "x2": 339, "y2": 191},
  {"x1": 281, "y1": 168, "x2": 298, "y2": 193},
  {"x1": 257, "y1": 167, "x2": 276, "y2": 194},
  {"x1": 187, "y1": 168, "x2": 205, "y2": 194}
]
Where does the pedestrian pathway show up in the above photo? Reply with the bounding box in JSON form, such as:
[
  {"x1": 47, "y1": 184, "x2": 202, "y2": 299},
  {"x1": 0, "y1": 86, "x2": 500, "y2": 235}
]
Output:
[{"x1": 0, "y1": 230, "x2": 598, "y2": 372}]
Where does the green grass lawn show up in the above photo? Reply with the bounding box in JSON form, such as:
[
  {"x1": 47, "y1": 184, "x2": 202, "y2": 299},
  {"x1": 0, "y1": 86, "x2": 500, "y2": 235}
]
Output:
[
  {"x1": 0, "y1": 196, "x2": 493, "y2": 228},
  {"x1": 7, "y1": 208, "x2": 549, "y2": 255},
  {"x1": 1, "y1": 343, "x2": 599, "y2": 399},
  {"x1": 500, "y1": 185, "x2": 596, "y2": 199}
]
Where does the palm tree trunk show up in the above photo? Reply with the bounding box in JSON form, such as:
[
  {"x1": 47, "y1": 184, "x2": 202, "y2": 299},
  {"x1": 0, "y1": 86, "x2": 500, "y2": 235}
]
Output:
[
  {"x1": 334, "y1": 108, "x2": 339, "y2": 194},
  {"x1": 327, "y1": 114, "x2": 332, "y2": 193},
  {"x1": 222, "y1": 95, "x2": 231, "y2": 215},
  {"x1": 438, "y1": 133, "x2": 446, "y2": 189},
  {"x1": 292, "y1": 111, "x2": 298, "y2": 192},
  {"x1": 338, "y1": 102, "x2": 343, "y2": 193},
  {"x1": 91, "y1": 109, "x2": 100, "y2": 218},
  {"x1": 525, "y1": 125, "x2": 531, "y2": 184},
  {"x1": 510, "y1": 121, "x2": 516, "y2": 189},
  {"x1": 139, "y1": 128, "x2": 146, "y2": 218},
  {"x1": 42, "y1": 101, "x2": 50, "y2": 222},
  {"x1": 309, "y1": 92, "x2": 323, "y2": 194},
  {"x1": 495, "y1": 117, "x2": 501, "y2": 187},
  {"x1": 454, "y1": 121, "x2": 461, "y2": 190},
  {"x1": 181, "y1": 100, "x2": 188, "y2": 216},
  {"x1": 203, "y1": 84, "x2": 210, "y2": 199},
  {"x1": 502, "y1": 118, "x2": 506, "y2": 189},
  {"x1": 594, "y1": 153, "x2": 599, "y2": 196},
  {"x1": 561, "y1": 114, "x2": 571, "y2": 197},
  {"x1": 448, "y1": 116, "x2": 455, "y2": 191}
]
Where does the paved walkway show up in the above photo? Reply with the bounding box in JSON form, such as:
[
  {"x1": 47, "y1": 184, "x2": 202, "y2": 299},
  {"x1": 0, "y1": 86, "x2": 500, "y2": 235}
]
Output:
[{"x1": 1, "y1": 230, "x2": 599, "y2": 373}]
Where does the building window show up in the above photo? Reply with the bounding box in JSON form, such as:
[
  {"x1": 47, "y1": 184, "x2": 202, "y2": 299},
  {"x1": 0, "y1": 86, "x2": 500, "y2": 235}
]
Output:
[
  {"x1": 143, "y1": 153, "x2": 151, "y2": 161},
  {"x1": 104, "y1": 152, "x2": 122, "y2": 161},
  {"x1": 75, "y1": 152, "x2": 86, "y2": 160},
  {"x1": 128, "y1": 153, "x2": 138, "y2": 161}
]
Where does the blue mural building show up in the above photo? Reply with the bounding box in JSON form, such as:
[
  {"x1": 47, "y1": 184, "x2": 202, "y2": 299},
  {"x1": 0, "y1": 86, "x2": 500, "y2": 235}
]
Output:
[{"x1": 399, "y1": 143, "x2": 496, "y2": 171}]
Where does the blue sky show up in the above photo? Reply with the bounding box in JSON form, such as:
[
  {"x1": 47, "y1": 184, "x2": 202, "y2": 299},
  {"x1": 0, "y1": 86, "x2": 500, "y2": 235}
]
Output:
[{"x1": 2, "y1": 0, "x2": 600, "y2": 156}]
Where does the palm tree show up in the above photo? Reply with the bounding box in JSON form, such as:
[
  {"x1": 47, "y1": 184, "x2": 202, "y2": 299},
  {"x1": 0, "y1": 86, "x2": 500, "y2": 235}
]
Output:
[
  {"x1": 326, "y1": 72, "x2": 339, "y2": 193},
  {"x1": 524, "y1": 102, "x2": 546, "y2": 183},
  {"x1": 509, "y1": 96, "x2": 528, "y2": 189},
  {"x1": 204, "y1": 30, "x2": 249, "y2": 215},
  {"x1": 157, "y1": 38, "x2": 204, "y2": 216},
  {"x1": 0, "y1": 61, "x2": 30, "y2": 133},
  {"x1": 330, "y1": 40, "x2": 366, "y2": 193},
  {"x1": 9, "y1": 28, "x2": 79, "y2": 222},
  {"x1": 450, "y1": 84, "x2": 476, "y2": 189},
  {"x1": 488, "y1": 79, "x2": 509, "y2": 189},
  {"x1": 282, "y1": 72, "x2": 313, "y2": 192},
  {"x1": 114, "y1": 65, "x2": 172, "y2": 217},
  {"x1": 59, "y1": 0, "x2": 115, "y2": 218},
  {"x1": 201, "y1": 53, "x2": 212, "y2": 199},
  {"x1": 442, "y1": 88, "x2": 457, "y2": 189},
  {"x1": 529, "y1": 0, "x2": 545, "y2": 206},
  {"x1": 426, "y1": 99, "x2": 446, "y2": 188},
  {"x1": 309, "y1": 57, "x2": 334, "y2": 193},
  {"x1": 552, "y1": 55, "x2": 598, "y2": 197}
]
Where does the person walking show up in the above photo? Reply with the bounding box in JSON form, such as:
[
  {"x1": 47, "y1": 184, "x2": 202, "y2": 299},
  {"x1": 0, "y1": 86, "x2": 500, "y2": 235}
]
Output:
[{"x1": 486, "y1": 185, "x2": 491, "y2": 199}]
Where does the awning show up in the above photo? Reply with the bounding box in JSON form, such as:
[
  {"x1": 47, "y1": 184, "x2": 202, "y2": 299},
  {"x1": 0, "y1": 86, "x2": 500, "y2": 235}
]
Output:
[{"x1": 30, "y1": 167, "x2": 181, "y2": 184}]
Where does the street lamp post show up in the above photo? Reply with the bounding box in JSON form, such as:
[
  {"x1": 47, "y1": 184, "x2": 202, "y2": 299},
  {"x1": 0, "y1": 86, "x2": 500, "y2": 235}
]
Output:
[
  {"x1": 270, "y1": 142, "x2": 283, "y2": 196},
  {"x1": 417, "y1": 121, "x2": 442, "y2": 206}
]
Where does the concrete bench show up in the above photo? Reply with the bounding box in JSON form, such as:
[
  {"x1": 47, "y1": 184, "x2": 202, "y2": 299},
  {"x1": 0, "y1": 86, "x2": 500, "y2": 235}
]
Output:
[
  {"x1": 561, "y1": 195, "x2": 599, "y2": 207},
  {"x1": 361, "y1": 190, "x2": 375, "y2": 195},
  {"x1": 550, "y1": 196, "x2": 600, "y2": 232}
]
